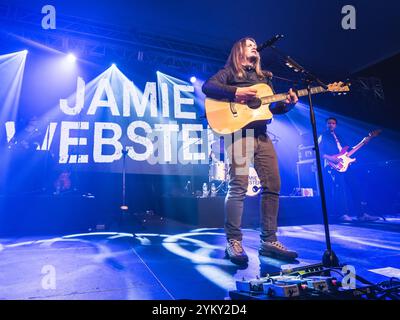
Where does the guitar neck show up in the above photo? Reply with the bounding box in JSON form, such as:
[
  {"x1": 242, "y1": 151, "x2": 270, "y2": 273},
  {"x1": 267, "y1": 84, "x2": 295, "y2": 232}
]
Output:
[
  {"x1": 346, "y1": 139, "x2": 367, "y2": 157},
  {"x1": 261, "y1": 86, "x2": 327, "y2": 104}
]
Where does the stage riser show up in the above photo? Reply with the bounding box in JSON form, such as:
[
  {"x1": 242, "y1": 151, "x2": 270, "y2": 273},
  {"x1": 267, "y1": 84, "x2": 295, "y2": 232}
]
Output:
[
  {"x1": 0, "y1": 195, "x2": 116, "y2": 235},
  {"x1": 157, "y1": 196, "x2": 323, "y2": 228},
  {"x1": 0, "y1": 195, "x2": 322, "y2": 235}
]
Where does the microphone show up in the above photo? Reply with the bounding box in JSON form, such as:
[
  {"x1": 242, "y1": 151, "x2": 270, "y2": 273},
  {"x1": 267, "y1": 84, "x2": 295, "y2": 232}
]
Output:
[{"x1": 256, "y1": 34, "x2": 284, "y2": 52}]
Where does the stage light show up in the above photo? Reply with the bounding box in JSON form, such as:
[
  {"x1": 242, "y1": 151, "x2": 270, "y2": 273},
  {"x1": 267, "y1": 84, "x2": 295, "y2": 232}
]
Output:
[
  {"x1": 0, "y1": 50, "x2": 28, "y2": 147},
  {"x1": 66, "y1": 53, "x2": 76, "y2": 63},
  {"x1": 190, "y1": 76, "x2": 197, "y2": 83},
  {"x1": 22, "y1": 50, "x2": 28, "y2": 55},
  {"x1": 111, "y1": 63, "x2": 116, "y2": 67}
]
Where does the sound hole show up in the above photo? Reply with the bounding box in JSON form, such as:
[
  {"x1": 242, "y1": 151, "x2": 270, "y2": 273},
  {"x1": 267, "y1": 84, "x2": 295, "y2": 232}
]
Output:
[{"x1": 247, "y1": 98, "x2": 262, "y2": 109}]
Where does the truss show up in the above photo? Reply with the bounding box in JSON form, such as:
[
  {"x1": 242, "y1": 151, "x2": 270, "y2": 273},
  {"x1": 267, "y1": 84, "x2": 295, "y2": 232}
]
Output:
[{"x1": 0, "y1": 3, "x2": 226, "y2": 74}]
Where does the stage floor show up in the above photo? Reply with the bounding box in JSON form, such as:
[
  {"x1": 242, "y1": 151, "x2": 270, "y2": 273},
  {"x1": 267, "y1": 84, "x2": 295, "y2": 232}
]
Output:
[{"x1": 1, "y1": 218, "x2": 400, "y2": 300}]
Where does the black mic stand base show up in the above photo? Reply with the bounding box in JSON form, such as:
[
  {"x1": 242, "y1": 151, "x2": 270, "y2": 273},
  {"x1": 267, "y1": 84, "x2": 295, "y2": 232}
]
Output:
[
  {"x1": 116, "y1": 206, "x2": 140, "y2": 237},
  {"x1": 322, "y1": 250, "x2": 340, "y2": 267}
]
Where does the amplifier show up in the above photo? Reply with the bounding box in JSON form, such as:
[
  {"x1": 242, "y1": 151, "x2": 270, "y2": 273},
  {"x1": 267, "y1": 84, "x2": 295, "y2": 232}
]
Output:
[
  {"x1": 297, "y1": 144, "x2": 316, "y2": 161},
  {"x1": 296, "y1": 159, "x2": 320, "y2": 196}
]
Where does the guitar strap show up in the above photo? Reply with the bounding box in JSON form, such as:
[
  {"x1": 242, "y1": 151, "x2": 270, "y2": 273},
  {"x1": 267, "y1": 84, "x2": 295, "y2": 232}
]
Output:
[{"x1": 331, "y1": 131, "x2": 343, "y2": 152}]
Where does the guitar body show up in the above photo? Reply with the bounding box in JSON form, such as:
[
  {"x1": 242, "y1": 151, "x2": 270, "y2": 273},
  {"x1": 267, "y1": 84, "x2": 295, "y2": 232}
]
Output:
[
  {"x1": 327, "y1": 147, "x2": 356, "y2": 172},
  {"x1": 205, "y1": 83, "x2": 274, "y2": 134}
]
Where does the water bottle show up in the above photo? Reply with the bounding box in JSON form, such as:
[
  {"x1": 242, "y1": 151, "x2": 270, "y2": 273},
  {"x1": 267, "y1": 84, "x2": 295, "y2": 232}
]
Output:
[
  {"x1": 210, "y1": 183, "x2": 217, "y2": 197},
  {"x1": 202, "y1": 182, "x2": 209, "y2": 197}
]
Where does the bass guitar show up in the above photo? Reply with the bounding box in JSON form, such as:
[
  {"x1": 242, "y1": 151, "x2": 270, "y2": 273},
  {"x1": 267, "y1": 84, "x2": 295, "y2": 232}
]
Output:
[{"x1": 326, "y1": 129, "x2": 382, "y2": 172}]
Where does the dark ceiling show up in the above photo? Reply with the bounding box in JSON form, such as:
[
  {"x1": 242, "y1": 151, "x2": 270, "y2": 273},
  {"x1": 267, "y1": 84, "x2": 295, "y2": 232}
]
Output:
[{"x1": 2, "y1": 0, "x2": 400, "y2": 78}]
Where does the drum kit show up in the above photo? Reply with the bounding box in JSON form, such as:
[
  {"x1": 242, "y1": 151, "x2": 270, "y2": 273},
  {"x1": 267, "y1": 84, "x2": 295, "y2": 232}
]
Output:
[{"x1": 208, "y1": 139, "x2": 261, "y2": 197}]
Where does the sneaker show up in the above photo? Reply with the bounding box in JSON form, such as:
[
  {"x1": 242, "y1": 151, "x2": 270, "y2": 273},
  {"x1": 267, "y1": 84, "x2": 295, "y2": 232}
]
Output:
[
  {"x1": 357, "y1": 213, "x2": 380, "y2": 222},
  {"x1": 339, "y1": 214, "x2": 354, "y2": 222},
  {"x1": 259, "y1": 240, "x2": 298, "y2": 260},
  {"x1": 225, "y1": 239, "x2": 248, "y2": 265}
]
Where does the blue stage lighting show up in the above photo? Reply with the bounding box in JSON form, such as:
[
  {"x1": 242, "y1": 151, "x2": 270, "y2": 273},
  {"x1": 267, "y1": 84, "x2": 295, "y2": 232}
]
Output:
[
  {"x1": 190, "y1": 76, "x2": 197, "y2": 83},
  {"x1": 66, "y1": 53, "x2": 77, "y2": 63}
]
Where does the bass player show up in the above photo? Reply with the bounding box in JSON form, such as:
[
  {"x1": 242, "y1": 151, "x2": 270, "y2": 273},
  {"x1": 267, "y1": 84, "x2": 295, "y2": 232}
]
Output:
[{"x1": 319, "y1": 117, "x2": 380, "y2": 222}]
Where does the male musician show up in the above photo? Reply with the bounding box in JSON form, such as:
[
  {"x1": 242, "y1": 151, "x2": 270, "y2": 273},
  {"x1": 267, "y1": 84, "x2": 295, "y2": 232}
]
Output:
[
  {"x1": 319, "y1": 117, "x2": 352, "y2": 222},
  {"x1": 202, "y1": 37, "x2": 298, "y2": 265},
  {"x1": 319, "y1": 117, "x2": 379, "y2": 222}
]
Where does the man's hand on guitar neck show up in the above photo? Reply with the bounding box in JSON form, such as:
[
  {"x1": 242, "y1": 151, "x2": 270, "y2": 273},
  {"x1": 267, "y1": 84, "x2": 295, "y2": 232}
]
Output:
[
  {"x1": 235, "y1": 87, "x2": 257, "y2": 103},
  {"x1": 284, "y1": 88, "x2": 298, "y2": 105}
]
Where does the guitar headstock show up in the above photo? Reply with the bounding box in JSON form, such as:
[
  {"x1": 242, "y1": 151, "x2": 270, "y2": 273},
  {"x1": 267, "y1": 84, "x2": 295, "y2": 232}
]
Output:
[
  {"x1": 367, "y1": 129, "x2": 382, "y2": 140},
  {"x1": 369, "y1": 129, "x2": 382, "y2": 138},
  {"x1": 363, "y1": 129, "x2": 382, "y2": 144},
  {"x1": 327, "y1": 81, "x2": 351, "y2": 94}
]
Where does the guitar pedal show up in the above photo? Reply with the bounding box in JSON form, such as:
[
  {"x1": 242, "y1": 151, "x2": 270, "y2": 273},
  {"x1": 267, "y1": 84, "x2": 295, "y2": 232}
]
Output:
[{"x1": 263, "y1": 282, "x2": 300, "y2": 298}]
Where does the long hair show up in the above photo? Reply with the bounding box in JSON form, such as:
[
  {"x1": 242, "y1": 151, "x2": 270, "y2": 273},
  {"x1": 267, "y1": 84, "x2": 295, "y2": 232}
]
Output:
[{"x1": 225, "y1": 37, "x2": 271, "y2": 80}]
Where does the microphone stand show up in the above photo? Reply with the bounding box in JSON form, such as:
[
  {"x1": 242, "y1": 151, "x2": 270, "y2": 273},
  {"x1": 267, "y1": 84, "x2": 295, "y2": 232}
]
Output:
[
  {"x1": 118, "y1": 149, "x2": 140, "y2": 236},
  {"x1": 268, "y1": 45, "x2": 340, "y2": 267},
  {"x1": 120, "y1": 149, "x2": 129, "y2": 212},
  {"x1": 117, "y1": 149, "x2": 132, "y2": 233}
]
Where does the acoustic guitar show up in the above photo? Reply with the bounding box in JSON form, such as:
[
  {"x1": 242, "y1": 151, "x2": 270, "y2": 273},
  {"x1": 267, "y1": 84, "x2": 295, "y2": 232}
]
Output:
[{"x1": 205, "y1": 82, "x2": 350, "y2": 134}]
